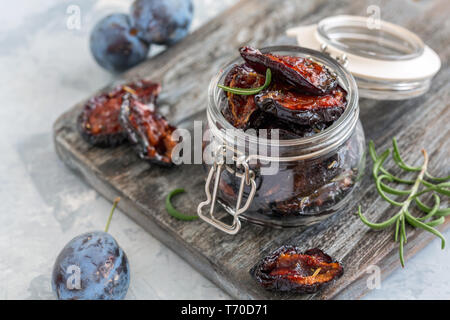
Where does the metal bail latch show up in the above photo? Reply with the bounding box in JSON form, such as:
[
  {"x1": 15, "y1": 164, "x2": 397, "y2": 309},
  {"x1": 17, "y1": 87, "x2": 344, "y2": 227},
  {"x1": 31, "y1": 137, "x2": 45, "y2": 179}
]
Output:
[
  {"x1": 197, "y1": 147, "x2": 257, "y2": 235},
  {"x1": 320, "y1": 43, "x2": 349, "y2": 67}
]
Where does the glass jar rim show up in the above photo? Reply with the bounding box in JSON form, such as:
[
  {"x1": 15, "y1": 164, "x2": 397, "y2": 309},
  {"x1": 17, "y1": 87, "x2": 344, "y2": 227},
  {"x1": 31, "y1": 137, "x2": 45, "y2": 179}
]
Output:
[{"x1": 207, "y1": 45, "x2": 359, "y2": 157}]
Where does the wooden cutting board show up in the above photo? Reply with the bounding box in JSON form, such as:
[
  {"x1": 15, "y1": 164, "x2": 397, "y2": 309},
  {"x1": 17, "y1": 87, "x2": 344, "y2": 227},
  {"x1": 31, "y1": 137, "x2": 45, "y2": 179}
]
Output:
[{"x1": 53, "y1": 0, "x2": 450, "y2": 299}]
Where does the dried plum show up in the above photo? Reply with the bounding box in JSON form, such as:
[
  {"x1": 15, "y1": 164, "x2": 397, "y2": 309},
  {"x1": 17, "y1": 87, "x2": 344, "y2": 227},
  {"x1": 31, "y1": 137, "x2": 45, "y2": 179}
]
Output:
[
  {"x1": 254, "y1": 154, "x2": 342, "y2": 215},
  {"x1": 249, "y1": 113, "x2": 331, "y2": 139},
  {"x1": 77, "y1": 80, "x2": 161, "y2": 148},
  {"x1": 119, "y1": 79, "x2": 162, "y2": 104},
  {"x1": 221, "y1": 63, "x2": 266, "y2": 129},
  {"x1": 77, "y1": 93, "x2": 128, "y2": 148},
  {"x1": 240, "y1": 46, "x2": 337, "y2": 95},
  {"x1": 251, "y1": 246, "x2": 343, "y2": 293},
  {"x1": 120, "y1": 94, "x2": 176, "y2": 166},
  {"x1": 255, "y1": 83, "x2": 347, "y2": 126},
  {"x1": 273, "y1": 170, "x2": 355, "y2": 216}
]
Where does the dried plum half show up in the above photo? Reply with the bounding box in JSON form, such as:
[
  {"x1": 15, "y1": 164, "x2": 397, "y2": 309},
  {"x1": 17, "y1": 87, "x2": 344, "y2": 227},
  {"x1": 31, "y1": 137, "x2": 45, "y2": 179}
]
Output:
[
  {"x1": 120, "y1": 94, "x2": 177, "y2": 166},
  {"x1": 251, "y1": 246, "x2": 343, "y2": 293},
  {"x1": 249, "y1": 112, "x2": 331, "y2": 139},
  {"x1": 273, "y1": 169, "x2": 355, "y2": 216},
  {"x1": 77, "y1": 80, "x2": 161, "y2": 147},
  {"x1": 255, "y1": 83, "x2": 347, "y2": 126},
  {"x1": 240, "y1": 46, "x2": 337, "y2": 95},
  {"x1": 221, "y1": 63, "x2": 266, "y2": 129},
  {"x1": 77, "y1": 92, "x2": 128, "y2": 148},
  {"x1": 118, "y1": 79, "x2": 161, "y2": 104}
]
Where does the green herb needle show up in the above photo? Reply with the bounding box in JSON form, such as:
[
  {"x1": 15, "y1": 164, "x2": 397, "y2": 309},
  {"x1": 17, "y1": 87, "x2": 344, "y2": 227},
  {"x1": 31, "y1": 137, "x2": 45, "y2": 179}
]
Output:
[
  {"x1": 166, "y1": 189, "x2": 199, "y2": 221},
  {"x1": 218, "y1": 68, "x2": 272, "y2": 95}
]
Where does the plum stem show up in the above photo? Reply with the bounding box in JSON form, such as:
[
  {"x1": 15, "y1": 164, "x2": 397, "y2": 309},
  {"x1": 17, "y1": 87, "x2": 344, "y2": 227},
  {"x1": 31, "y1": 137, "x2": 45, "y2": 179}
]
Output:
[{"x1": 105, "y1": 197, "x2": 120, "y2": 233}]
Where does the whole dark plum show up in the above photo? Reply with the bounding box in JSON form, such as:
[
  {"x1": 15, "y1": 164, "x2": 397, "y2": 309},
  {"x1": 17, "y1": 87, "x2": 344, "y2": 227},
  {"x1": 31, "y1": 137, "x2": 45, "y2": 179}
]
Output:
[
  {"x1": 52, "y1": 231, "x2": 130, "y2": 300},
  {"x1": 130, "y1": 0, "x2": 193, "y2": 45},
  {"x1": 90, "y1": 13, "x2": 150, "y2": 72}
]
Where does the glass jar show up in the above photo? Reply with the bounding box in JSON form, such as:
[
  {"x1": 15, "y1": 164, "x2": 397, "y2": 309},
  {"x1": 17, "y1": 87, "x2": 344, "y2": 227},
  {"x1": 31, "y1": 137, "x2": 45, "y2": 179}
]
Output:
[{"x1": 198, "y1": 46, "x2": 365, "y2": 234}]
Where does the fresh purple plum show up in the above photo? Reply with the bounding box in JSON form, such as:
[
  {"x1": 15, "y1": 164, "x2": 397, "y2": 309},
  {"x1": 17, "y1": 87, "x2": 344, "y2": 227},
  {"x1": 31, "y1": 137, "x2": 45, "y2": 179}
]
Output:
[
  {"x1": 52, "y1": 198, "x2": 130, "y2": 300},
  {"x1": 130, "y1": 0, "x2": 193, "y2": 45},
  {"x1": 52, "y1": 231, "x2": 130, "y2": 300},
  {"x1": 90, "y1": 13, "x2": 150, "y2": 72}
]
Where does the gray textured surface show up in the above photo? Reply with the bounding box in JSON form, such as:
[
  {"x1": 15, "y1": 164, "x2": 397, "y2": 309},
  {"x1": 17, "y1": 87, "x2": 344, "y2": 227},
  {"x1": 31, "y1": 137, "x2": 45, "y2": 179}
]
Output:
[
  {"x1": 53, "y1": 0, "x2": 450, "y2": 300},
  {"x1": 1, "y1": 0, "x2": 449, "y2": 300}
]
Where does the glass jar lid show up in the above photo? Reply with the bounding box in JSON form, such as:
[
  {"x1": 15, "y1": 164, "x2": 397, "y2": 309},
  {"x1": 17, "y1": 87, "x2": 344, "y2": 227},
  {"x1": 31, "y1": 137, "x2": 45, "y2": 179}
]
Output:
[{"x1": 287, "y1": 15, "x2": 441, "y2": 100}]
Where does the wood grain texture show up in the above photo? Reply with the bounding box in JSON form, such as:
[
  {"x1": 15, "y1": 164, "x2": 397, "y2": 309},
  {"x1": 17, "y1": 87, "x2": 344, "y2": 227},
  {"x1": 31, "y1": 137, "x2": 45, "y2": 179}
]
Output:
[{"x1": 53, "y1": 0, "x2": 450, "y2": 299}]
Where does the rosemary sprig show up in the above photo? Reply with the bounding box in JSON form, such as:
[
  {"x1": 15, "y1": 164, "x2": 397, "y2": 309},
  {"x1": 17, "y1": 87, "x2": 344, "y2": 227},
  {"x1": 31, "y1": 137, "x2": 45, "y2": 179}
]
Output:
[
  {"x1": 218, "y1": 68, "x2": 272, "y2": 95},
  {"x1": 357, "y1": 138, "x2": 449, "y2": 267}
]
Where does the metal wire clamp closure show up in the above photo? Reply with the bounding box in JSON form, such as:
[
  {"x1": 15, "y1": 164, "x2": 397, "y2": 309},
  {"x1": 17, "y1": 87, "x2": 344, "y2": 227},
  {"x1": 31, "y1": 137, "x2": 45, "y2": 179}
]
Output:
[
  {"x1": 320, "y1": 43, "x2": 349, "y2": 67},
  {"x1": 197, "y1": 146, "x2": 256, "y2": 235}
]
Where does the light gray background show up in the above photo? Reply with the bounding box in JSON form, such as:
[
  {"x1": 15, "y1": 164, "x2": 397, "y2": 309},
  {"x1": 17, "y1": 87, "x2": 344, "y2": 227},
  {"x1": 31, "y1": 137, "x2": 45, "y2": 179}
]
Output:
[{"x1": 1, "y1": 0, "x2": 448, "y2": 300}]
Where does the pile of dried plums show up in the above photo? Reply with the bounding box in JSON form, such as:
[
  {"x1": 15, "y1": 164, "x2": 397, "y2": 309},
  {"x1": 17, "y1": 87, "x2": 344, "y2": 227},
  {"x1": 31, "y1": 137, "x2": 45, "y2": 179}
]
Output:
[
  {"x1": 218, "y1": 47, "x2": 358, "y2": 217},
  {"x1": 77, "y1": 79, "x2": 177, "y2": 166},
  {"x1": 222, "y1": 46, "x2": 345, "y2": 134}
]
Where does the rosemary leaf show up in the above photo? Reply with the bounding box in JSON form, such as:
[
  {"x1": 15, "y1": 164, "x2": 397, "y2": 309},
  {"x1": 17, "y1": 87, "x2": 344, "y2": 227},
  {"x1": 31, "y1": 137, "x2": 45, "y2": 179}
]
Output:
[
  {"x1": 416, "y1": 194, "x2": 440, "y2": 221},
  {"x1": 425, "y1": 172, "x2": 450, "y2": 182},
  {"x1": 392, "y1": 138, "x2": 421, "y2": 172},
  {"x1": 218, "y1": 68, "x2": 272, "y2": 95}
]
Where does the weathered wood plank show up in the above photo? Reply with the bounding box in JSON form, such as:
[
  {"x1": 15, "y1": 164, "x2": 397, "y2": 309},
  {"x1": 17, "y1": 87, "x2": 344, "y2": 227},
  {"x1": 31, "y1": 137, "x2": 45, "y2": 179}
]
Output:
[{"x1": 53, "y1": 0, "x2": 450, "y2": 299}]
